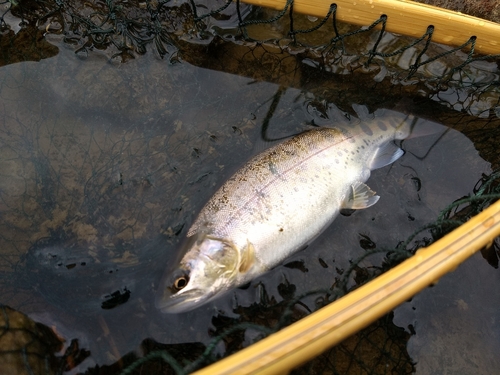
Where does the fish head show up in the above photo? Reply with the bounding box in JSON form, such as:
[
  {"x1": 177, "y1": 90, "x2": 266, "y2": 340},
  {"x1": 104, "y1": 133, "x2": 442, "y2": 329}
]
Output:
[{"x1": 155, "y1": 233, "x2": 241, "y2": 313}]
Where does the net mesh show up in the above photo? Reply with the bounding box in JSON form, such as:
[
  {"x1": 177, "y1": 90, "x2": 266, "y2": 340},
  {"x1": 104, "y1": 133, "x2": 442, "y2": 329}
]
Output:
[{"x1": 1, "y1": 0, "x2": 500, "y2": 374}]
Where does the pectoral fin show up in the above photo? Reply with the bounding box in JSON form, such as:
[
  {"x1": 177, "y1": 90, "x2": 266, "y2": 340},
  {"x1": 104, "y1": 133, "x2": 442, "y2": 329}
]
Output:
[
  {"x1": 239, "y1": 240, "x2": 256, "y2": 273},
  {"x1": 342, "y1": 182, "x2": 380, "y2": 210}
]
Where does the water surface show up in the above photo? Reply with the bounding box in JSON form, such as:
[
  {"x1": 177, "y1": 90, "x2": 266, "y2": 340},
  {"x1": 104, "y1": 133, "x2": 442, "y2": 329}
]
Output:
[{"x1": 1, "y1": 4, "x2": 499, "y2": 373}]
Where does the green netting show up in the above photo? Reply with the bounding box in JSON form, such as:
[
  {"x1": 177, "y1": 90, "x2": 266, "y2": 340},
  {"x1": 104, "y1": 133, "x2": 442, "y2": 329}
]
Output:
[
  {"x1": 1, "y1": 0, "x2": 500, "y2": 374},
  {"x1": 1, "y1": 0, "x2": 498, "y2": 76}
]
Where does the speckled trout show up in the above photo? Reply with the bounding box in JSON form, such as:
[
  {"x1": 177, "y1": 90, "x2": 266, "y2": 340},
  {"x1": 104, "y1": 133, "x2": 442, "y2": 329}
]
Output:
[{"x1": 156, "y1": 108, "x2": 431, "y2": 313}]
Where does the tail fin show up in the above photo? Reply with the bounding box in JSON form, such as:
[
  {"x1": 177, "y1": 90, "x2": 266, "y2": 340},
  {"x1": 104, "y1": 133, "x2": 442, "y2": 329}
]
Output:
[
  {"x1": 392, "y1": 97, "x2": 449, "y2": 139},
  {"x1": 406, "y1": 117, "x2": 449, "y2": 140}
]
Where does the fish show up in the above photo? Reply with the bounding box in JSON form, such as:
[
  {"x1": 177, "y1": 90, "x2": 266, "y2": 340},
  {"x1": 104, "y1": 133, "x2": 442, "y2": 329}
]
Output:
[{"x1": 156, "y1": 107, "x2": 437, "y2": 313}]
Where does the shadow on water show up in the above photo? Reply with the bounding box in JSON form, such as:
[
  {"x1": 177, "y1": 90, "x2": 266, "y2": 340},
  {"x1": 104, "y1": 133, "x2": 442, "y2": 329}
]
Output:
[{"x1": 1, "y1": 0, "x2": 500, "y2": 374}]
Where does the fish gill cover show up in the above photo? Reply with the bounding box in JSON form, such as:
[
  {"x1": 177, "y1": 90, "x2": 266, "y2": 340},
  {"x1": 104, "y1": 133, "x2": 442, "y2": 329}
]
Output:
[{"x1": 0, "y1": 0, "x2": 500, "y2": 374}]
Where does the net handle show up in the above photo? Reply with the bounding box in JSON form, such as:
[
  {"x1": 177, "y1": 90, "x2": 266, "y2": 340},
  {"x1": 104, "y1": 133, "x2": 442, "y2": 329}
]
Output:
[
  {"x1": 193, "y1": 198, "x2": 500, "y2": 374},
  {"x1": 239, "y1": 0, "x2": 500, "y2": 55}
]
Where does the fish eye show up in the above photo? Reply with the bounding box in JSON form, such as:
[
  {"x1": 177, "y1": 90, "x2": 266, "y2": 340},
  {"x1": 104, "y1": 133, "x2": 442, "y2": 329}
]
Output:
[{"x1": 173, "y1": 275, "x2": 189, "y2": 291}]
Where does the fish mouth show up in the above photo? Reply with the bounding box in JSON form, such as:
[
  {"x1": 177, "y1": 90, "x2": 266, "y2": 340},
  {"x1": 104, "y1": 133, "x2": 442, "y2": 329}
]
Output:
[{"x1": 155, "y1": 287, "x2": 213, "y2": 314}]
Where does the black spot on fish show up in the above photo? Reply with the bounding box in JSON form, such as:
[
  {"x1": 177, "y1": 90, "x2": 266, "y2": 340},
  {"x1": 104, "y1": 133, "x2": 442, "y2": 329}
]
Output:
[
  {"x1": 360, "y1": 122, "x2": 373, "y2": 136},
  {"x1": 377, "y1": 121, "x2": 388, "y2": 131}
]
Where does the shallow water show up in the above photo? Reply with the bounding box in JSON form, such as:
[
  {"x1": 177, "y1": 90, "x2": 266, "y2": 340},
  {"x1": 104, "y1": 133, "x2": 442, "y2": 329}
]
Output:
[
  {"x1": 1, "y1": 4, "x2": 500, "y2": 374},
  {"x1": 0, "y1": 41, "x2": 286, "y2": 366}
]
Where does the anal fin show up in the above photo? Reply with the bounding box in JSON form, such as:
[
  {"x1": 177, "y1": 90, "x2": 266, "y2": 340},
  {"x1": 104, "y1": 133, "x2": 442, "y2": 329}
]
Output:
[{"x1": 342, "y1": 182, "x2": 380, "y2": 210}]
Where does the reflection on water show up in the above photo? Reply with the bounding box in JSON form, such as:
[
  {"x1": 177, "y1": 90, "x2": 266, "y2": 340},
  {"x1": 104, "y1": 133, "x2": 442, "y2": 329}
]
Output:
[{"x1": 1, "y1": 8, "x2": 500, "y2": 375}]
